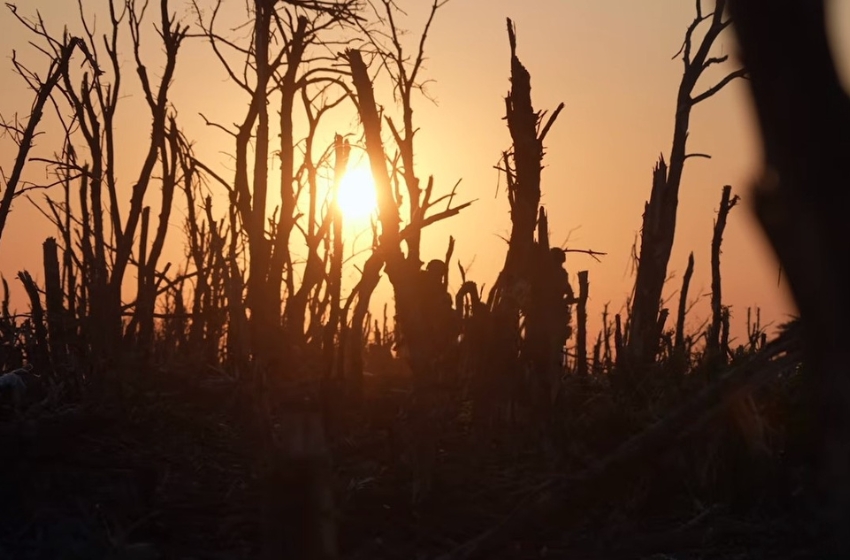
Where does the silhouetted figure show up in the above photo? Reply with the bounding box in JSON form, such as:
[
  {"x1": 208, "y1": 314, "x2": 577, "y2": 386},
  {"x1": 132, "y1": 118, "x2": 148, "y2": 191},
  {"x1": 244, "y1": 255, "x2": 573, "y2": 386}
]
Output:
[
  {"x1": 424, "y1": 259, "x2": 452, "y2": 307},
  {"x1": 393, "y1": 259, "x2": 459, "y2": 379},
  {"x1": 548, "y1": 248, "x2": 576, "y2": 348},
  {"x1": 420, "y1": 259, "x2": 459, "y2": 372}
]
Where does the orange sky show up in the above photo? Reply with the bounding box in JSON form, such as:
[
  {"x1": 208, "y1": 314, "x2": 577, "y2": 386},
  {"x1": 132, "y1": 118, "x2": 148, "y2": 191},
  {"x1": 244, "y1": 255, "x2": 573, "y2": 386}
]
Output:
[{"x1": 3, "y1": 1, "x2": 849, "y2": 345}]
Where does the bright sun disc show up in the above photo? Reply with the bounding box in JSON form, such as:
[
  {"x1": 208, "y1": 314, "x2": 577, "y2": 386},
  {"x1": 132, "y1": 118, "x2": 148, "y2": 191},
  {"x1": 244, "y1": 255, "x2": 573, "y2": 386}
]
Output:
[{"x1": 337, "y1": 166, "x2": 378, "y2": 220}]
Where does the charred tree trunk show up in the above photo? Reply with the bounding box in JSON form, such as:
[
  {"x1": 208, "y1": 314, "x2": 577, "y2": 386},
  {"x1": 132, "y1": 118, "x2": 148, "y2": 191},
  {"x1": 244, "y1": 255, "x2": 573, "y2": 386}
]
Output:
[
  {"x1": 111, "y1": 3, "x2": 187, "y2": 357},
  {"x1": 628, "y1": 158, "x2": 672, "y2": 366},
  {"x1": 269, "y1": 16, "x2": 310, "y2": 324},
  {"x1": 346, "y1": 42, "x2": 471, "y2": 502},
  {"x1": 491, "y1": 20, "x2": 551, "y2": 307},
  {"x1": 325, "y1": 135, "x2": 349, "y2": 378},
  {"x1": 235, "y1": 1, "x2": 275, "y2": 369},
  {"x1": 576, "y1": 271, "x2": 589, "y2": 376},
  {"x1": 43, "y1": 238, "x2": 67, "y2": 370},
  {"x1": 675, "y1": 252, "x2": 695, "y2": 354},
  {"x1": 342, "y1": 254, "x2": 383, "y2": 396},
  {"x1": 524, "y1": 209, "x2": 553, "y2": 400},
  {"x1": 18, "y1": 271, "x2": 49, "y2": 374},
  {"x1": 347, "y1": 52, "x2": 438, "y2": 500},
  {"x1": 485, "y1": 20, "x2": 565, "y2": 427},
  {"x1": 614, "y1": 313, "x2": 624, "y2": 368},
  {"x1": 706, "y1": 185, "x2": 738, "y2": 368},
  {"x1": 627, "y1": 0, "x2": 745, "y2": 369},
  {"x1": 283, "y1": 122, "x2": 344, "y2": 351}
]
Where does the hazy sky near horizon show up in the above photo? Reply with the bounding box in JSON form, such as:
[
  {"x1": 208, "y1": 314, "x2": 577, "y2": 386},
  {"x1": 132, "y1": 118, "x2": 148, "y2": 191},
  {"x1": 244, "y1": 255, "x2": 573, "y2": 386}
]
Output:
[{"x1": 2, "y1": 1, "x2": 849, "y2": 342}]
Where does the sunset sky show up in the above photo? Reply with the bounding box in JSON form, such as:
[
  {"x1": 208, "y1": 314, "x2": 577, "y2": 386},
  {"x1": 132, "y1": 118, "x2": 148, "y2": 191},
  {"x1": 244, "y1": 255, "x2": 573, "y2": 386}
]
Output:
[{"x1": 2, "y1": 0, "x2": 849, "y2": 344}]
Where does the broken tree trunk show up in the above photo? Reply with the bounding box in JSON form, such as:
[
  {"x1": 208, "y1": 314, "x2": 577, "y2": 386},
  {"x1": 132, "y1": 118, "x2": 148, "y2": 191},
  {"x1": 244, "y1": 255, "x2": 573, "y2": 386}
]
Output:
[
  {"x1": 576, "y1": 271, "x2": 589, "y2": 376},
  {"x1": 341, "y1": 253, "x2": 383, "y2": 398},
  {"x1": 43, "y1": 238, "x2": 67, "y2": 371},
  {"x1": 325, "y1": 135, "x2": 350, "y2": 378},
  {"x1": 490, "y1": 19, "x2": 564, "y2": 311},
  {"x1": 706, "y1": 185, "x2": 739, "y2": 369},
  {"x1": 627, "y1": 0, "x2": 746, "y2": 370},
  {"x1": 486, "y1": 19, "x2": 566, "y2": 431},
  {"x1": 675, "y1": 252, "x2": 695, "y2": 354},
  {"x1": 345, "y1": 48, "x2": 444, "y2": 503},
  {"x1": 629, "y1": 159, "x2": 672, "y2": 366},
  {"x1": 17, "y1": 271, "x2": 49, "y2": 374}
]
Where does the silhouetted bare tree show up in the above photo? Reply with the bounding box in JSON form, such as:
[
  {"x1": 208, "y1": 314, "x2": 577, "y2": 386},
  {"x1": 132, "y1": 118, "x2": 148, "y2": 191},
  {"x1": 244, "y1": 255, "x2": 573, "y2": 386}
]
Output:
[
  {"x1": 342, "y1": 0, "x2": 473, "y2": 502},
  {"x1": 705, "y1": 184, "x2": 738, "y2": 368},
  {"x1": 192, "y1": 0, "x2": 361, "y2": 372},
  {"x1": 0, "y1": 27, "x2": 83, "y2": 250},
  {"x1": 6, "y1": 0, "x2": 189, "y2": 367},
  {"x1": 627, "y1": 0, "x2": 746, "y2": 369}
]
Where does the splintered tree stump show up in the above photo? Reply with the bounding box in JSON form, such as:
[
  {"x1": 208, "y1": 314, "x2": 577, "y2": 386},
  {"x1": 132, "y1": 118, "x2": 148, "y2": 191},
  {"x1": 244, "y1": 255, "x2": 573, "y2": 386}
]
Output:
[{"x1": 627, "y1": 0, "x2": 746, "y2": 370}]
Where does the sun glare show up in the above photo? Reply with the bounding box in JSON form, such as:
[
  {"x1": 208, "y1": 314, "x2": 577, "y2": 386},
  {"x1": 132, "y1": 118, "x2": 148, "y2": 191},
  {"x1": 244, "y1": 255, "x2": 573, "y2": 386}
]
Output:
[{"x1": 337, "y1": 166, "x2": 378, "y2": 221}]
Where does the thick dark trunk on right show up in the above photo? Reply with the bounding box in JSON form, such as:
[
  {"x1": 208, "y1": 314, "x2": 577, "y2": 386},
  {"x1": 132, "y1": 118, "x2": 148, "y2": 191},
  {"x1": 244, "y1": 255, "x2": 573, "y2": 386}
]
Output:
[{"x1": 728, "y1": 1, "x2": 850, "y2": 555}]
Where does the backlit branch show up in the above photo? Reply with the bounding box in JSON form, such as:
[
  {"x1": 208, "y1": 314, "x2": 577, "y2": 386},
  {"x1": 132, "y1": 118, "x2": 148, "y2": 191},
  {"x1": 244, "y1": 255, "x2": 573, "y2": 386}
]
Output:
[{"x1": 0, "y1": 32, "x2": 84, "y2": 249}]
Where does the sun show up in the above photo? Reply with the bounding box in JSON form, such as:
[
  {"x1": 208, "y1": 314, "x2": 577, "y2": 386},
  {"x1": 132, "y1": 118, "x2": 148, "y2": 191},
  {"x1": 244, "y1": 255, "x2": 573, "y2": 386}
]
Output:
[{"x1": 336, "y1": 166, "x2": 378, "y2": 221}]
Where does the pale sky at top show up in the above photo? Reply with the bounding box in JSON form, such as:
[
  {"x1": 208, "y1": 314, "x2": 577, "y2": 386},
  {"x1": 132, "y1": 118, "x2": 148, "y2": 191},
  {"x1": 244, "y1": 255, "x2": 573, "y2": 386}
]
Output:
[{"x1": 2, "y1": 1, "x2": 849, "y2": 343}]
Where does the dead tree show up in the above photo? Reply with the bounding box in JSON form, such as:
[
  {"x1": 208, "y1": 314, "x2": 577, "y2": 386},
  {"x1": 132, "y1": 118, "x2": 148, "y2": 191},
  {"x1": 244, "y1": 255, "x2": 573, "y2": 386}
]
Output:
[
  {"x1": 674, "y1": 251, "x2": 695, "y2": 354},
  {"x1": 42, "y1": 237, "x2": 67, "y2": 370},
  {"x1": 324, "y1": 134, "x2": 350, "y2": 378},
  {"x1": 340, "y1": 0, "x2": 462, "y2": 391},
  {"x1": 281, "y1": 94, "x2": 351, "y2": 353},
  {"x1": 346, "y1": 45, "x2": 472, "y2": 501},
  {"x1": 705, "y1": 184, "x2": 738, "y2": 368},
  {"x1": 127, "y1": 123, "x2": 189, "y2": 352},
  {"x1": 489, "y1": 20, "x2": 564, "y2": 311},
  {"x1": 341, "y1": 251, "x2": 383, "y2": 394},
  {"x1": 627, "y1": 0, "x2": 746, "y2": 369},
  {"x1": 474, "y1": 19, "x2": 569, "y2": 442},
  {"x1": 193, "y1": 0, "x2": 360, "y2": 371},
  {"x1": 728, "y1": 0, "x2": 850, "y2": 555},
  {"x1": 7, "y1": 0, "x2": 188, "y2": 366},
  {"x1": 16, "y1": 271, "x2": 49, "y2": 373},
  {"x1": 343, "y1": 2, "x2": 471, "y2": 501},
  {"x1": 358, "y1": 0, "x2": 449, "y2": 266},
  {"x1": 575, "y1": 270, "x2": 589, "y2": 376}
]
